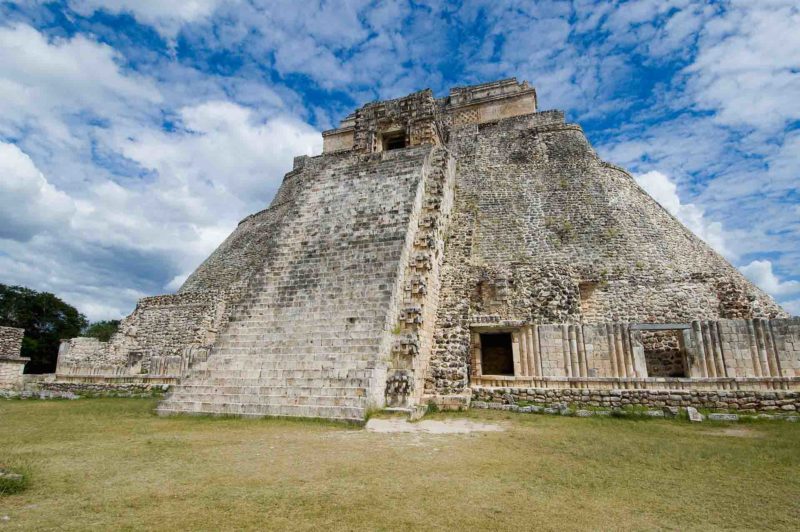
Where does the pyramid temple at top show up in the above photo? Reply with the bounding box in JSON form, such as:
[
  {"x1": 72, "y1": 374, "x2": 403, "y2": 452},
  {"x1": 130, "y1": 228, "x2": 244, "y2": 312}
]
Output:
[{"x1": 51, "y1": 78, "x2": 799, "y2": 421}]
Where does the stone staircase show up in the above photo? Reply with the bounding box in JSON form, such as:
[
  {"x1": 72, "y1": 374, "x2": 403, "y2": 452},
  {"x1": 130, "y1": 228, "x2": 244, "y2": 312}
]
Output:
[{"x1": 157, "y1": 147, "x2": 434, "y2": 422}]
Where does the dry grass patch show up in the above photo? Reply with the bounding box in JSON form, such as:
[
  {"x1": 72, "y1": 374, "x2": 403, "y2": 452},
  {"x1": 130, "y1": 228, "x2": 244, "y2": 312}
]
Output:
[{"x1": 0, "y1": 398, "x2": 798, "y2": 531}]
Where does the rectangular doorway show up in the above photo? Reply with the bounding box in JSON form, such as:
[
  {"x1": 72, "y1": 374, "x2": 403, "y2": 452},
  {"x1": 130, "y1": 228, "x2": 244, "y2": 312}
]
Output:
[{"x1": 479, "y1": 332, "x2": 514, "y2": 376}]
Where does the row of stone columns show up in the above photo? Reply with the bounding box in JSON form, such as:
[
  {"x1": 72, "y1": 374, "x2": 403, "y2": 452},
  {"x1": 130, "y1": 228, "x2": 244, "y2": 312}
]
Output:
[
  {"x1": 516, "y1": 325, "x2": 542, "y2": 377},
  {"x1": 748, "y1": 319, "x2": 782, "y2": 377},
  {"x1": 690, "y1": 321, "x2": 727, "y2": 378},
  {"x1": 688, "y1": 319, "x2": 783, "y2": 379},
  {"x1": 605, "y1": 323, "x2": 640, "y2": 378}
]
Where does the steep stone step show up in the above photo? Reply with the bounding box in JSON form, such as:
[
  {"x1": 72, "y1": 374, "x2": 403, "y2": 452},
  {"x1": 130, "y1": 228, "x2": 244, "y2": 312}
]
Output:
[
  {"x1": 194, "y1": 359, "x2": 375, "y2": 370},
  {"x1": 188, "y1": 378, "x2": 370, "y2": 388},
  {"x1": 158, "y1": 145, "x2": 438, "y2": 421},
  {"x1": 172, "y1": 384, "x2": 366, "y2": 396},
  {"x1": 164, "y1": 393, "x2": 367, "y2": 408},
  {"x1": 156, "y1": 401, "x2": 365, "y2": 421},
  {"x1": 188, "y1": 368, "x2": 373, "y2": 379}
]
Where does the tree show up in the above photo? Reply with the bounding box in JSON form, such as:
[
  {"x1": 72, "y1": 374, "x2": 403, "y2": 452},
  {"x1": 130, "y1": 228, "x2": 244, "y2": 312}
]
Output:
[
  {"x1": 83, "y1": 320, "x2": 120, "y2": 342},
  {"x1": 0, "y1": 284, "x2": 88, "y2": 373}
]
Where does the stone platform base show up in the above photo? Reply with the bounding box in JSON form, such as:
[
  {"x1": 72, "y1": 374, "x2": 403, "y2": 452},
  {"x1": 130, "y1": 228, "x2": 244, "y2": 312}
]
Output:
[
  {"x1": 1, "y1": 374, "x2": 176, "y2": 399},
  {"x1": 471, "y1": 386, "x2": 799, "y2": 415}
]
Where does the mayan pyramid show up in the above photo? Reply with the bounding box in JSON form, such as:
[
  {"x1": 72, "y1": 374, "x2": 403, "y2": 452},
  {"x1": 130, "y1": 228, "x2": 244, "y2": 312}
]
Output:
[{"x1": 56, "y1": 78, "x2": 793, "y2": 422}]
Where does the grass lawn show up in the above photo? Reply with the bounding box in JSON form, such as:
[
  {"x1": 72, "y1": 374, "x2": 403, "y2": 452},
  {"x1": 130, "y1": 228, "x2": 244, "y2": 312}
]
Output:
[{"x1": 1, "y1": 398, "x2": 799, "y2": 531}]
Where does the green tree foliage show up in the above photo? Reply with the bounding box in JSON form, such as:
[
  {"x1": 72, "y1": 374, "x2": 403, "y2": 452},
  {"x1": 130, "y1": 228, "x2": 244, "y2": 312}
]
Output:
[
  {"x1": 82, "y1": 320, "x2": 120, "y2": 342},
  {"x1": 0, "y1": 284, "x2": 87, "y2": 373}
]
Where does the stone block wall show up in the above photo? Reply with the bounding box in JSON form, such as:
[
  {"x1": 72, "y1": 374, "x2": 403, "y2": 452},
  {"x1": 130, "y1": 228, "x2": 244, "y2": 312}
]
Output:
[
  {"x1": 0, "y1": 359, "x2": 28, "y2": 389},
  {"x1": 0, "y1": 326, "x2": 24, "y2": 358},
  {"x1": 446, "y1": 78, "x2": 538, "y2": 127},
  {"x1": 685, "y1": 318, "x2": 800, "y2": 378},
  {"x1": 57, "y1": 291, "x2": 224, "y2": 377},
  {"x1": 471, "y1": 387, "x2": 799, "y2": 415},
  {"x1": 426, "y1": 107, "x2": 785, "y2": 397},
  {"x1": 772, "y1": 318, "x2": 800, "y2": 376},
  {"x1": 0, "y1": 326, "x2": 27, "y2": 389},
  {"x1": 641, "y1": 330, "x2": 685, "y2": 377},
  {"x1": 351, "y1": 90, "x2": 441, "y2": 154},
  {"x1": 464, "y1": 318, "x2": 800, "y2": 394}
]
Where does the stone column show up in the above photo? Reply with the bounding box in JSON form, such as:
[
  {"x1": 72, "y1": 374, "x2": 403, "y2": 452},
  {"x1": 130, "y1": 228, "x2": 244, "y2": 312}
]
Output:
[
  {"x1": 511, "y1": 331, "x2": 522, "y2": 377},
  {"x1": 745, "y1": 320, "x2": 763, "y2": 377},
  {"x1": 562, "y1": 324, "x2": 572, "y2": 378},
  {"x1": 690, "y1": 321, "x2": 708, "y2": 378},
  {"x1": 606, "y1": 323, "x2": 619, "y2": 377},
  {"x1": 519, "y1": 326, "x2": 529, "y2": 377},
  {"x1": 531, "y1": 325, "x2": 542, "y2": 377},
  {"x1": 576, "y1": 324, "x2": 588, "y2": 378}
]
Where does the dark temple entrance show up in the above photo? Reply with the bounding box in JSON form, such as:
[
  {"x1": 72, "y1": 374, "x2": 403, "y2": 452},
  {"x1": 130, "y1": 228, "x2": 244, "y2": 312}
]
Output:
[
  {"x1": 381, "y1": 130, "x2": 407, "y2": 151},
  {"x1": 479, "y1": 332, "x2": 514, "y2": 376}
]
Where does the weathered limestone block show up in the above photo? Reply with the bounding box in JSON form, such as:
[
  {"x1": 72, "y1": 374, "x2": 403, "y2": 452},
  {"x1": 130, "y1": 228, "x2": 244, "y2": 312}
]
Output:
[{"x1": 686, "y1": 407, "x2": 704, "y2": 422}]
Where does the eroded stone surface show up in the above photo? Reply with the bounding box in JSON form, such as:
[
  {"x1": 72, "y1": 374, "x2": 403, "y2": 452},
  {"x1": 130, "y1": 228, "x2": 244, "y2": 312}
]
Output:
[{"x1": 687, "y1": 407, "x2": 704, "y2": 422}]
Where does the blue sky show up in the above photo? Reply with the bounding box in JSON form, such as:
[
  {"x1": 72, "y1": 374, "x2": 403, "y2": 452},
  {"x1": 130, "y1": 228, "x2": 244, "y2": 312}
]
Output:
[{"x1": 0, "y1": 0, "x2": 798, "y2": 320}]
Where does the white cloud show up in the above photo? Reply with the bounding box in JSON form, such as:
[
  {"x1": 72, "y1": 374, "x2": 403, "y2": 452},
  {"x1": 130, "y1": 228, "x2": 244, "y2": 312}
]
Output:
[
  {"x1": 67, "y1": 0, "x2": 229, "y2": 38},
  {"x1": 0, "y1": 24, "x2": 321, "y2": 320},
  {"x1": 635, "y1": 170, "x2": 731, "y2": 258},
  {"x1": 685, "y1": 1, "x2": 800, "y2": 131},
  {"x1": 117, "y1": 101, "x2": 321, "y2": 209},
  {"x1": 0, "y1": 23, "x2": 161, "y2": 190},
  {"x1": 0, "y1": 142, "x2": 75, "y2": 241},
  {"x1": 0, "y1": 23, "x2": 160, "y2": 121},
  {"x1": 739, "y1": 260, "x2": 800, "y2": 298}
]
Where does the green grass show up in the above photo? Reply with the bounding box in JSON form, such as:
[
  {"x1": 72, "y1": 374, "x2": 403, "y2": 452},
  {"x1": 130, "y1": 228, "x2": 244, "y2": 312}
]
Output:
[
  {"x1": 1, "y1": 398, "x2": 799, "y2": 531},
  {"x1": 0, "y1": 466, "x2": 29, "y2": 496}
]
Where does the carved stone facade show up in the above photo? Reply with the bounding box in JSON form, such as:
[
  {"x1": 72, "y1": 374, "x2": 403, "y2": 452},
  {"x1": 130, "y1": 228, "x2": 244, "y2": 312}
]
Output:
[{"x1": 55, "y1": 78, "x2": 795, "y2": 420}]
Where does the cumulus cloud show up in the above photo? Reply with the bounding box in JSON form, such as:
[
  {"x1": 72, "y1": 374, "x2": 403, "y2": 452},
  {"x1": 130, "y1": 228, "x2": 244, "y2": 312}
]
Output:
[
  {"x1": 739, "y1": 260, "x2": 800, "y2": 298},
  {"x1": 0, "y1": 23, "x2": 321, "y2": 320},
  {"x1": 635, "y1": 170, "x2": 731, "y2": 258},
  {"x1": 0, "y1": 22, "x2": 161, "y2": 190},
  {"x1": 67, "y1": 0, "x2": 229, "y2": 38},
  {"x1": 118, "y1": 101, "x2": 320, "y2": 205},
  {"x1": 686, "y1": 0, "x2": 800, "y2": 131},
  {"x1": 0, "y1": 142, "x2": 75, "y2": 241}
]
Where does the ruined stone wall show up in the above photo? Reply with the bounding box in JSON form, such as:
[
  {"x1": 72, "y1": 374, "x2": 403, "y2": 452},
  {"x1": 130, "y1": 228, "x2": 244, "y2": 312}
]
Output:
[
  {"x1": 471, "y1": 387, "x2": 799, "y2": 415},
  {"x1": 57, "y1": 291, "x2": 224, "y2": 376},
  {"x1": 0, "y1": 359, "x2": 27, "y2": 389},
  {"x1": 0, "y1": 326, "x2": 24, "y2": 358},
  {"x1": 426, "y1": 109, "x2": 786, "y2": 396},
  {"x1": 0, "y1": 326, "x2": 26, "y2": 389},
  {"x1": 642, "y1": 330, "x2": 686, "y2": 377},
  {"x1": 684, "y1": 318, "x2": 800, "y2": 379},
  {"x1": 460, "y1": 319, "x2": 799, "y2": 393},
  {"x1": 322, "y1": 128, "x2": 355, "y2": 153},
  {"x1": 352, "y1": 90, "x2": 440, "y2": 153}
]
